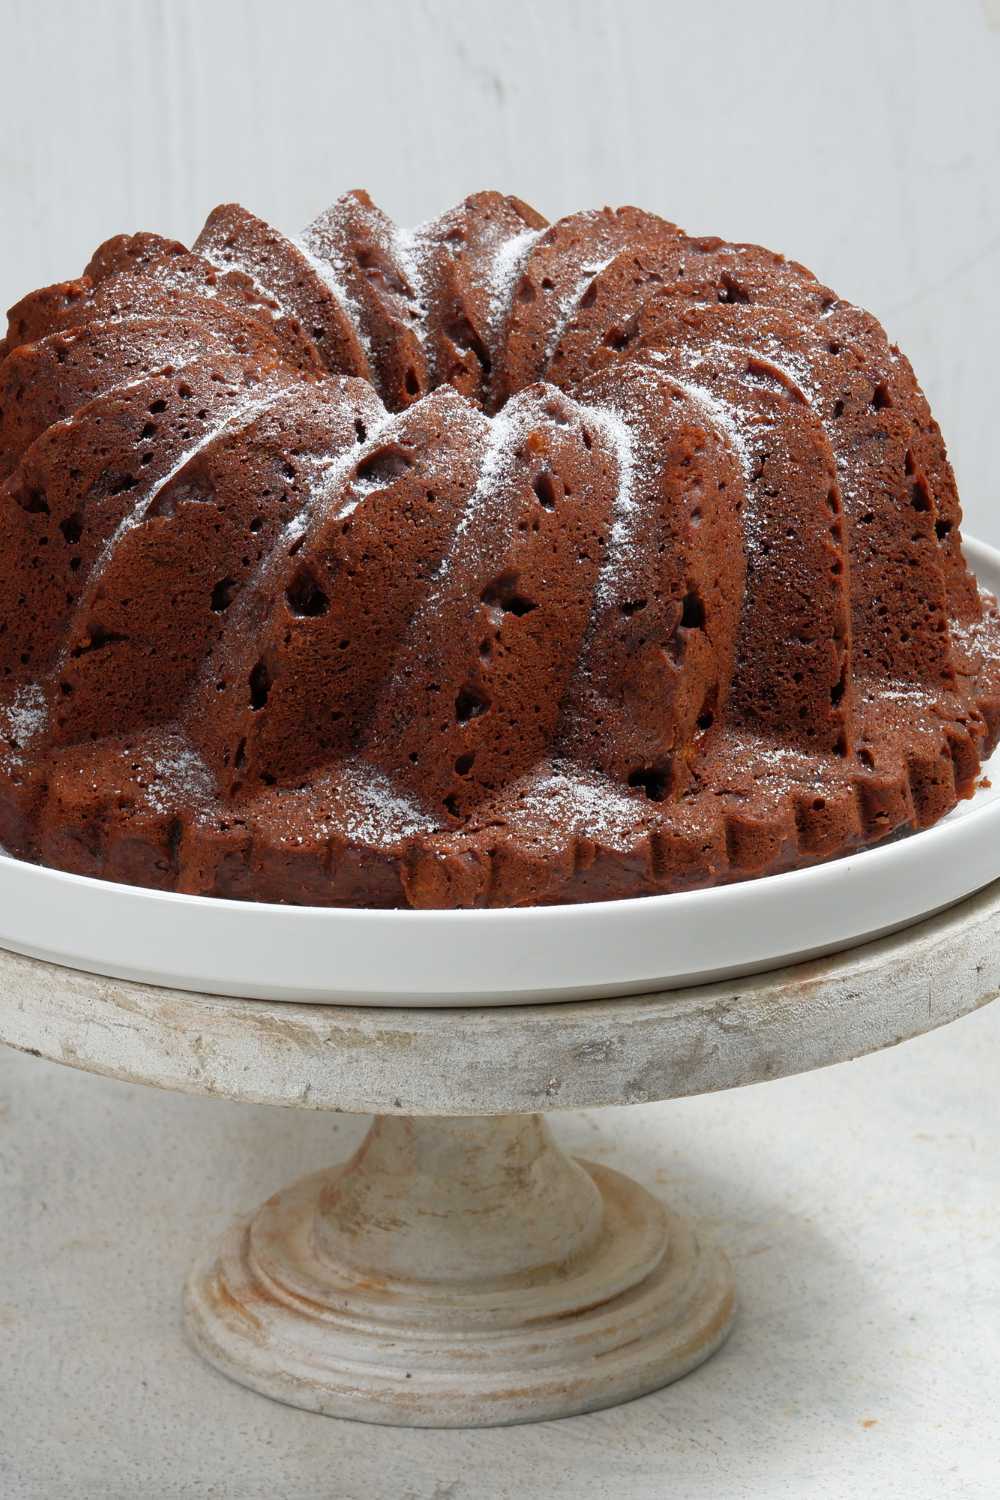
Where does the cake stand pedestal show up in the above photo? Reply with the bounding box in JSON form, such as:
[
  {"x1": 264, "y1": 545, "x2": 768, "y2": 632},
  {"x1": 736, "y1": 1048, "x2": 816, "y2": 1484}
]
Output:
[{"x1": 1, "y1": 881, "x2": 998, "y2": 1427}]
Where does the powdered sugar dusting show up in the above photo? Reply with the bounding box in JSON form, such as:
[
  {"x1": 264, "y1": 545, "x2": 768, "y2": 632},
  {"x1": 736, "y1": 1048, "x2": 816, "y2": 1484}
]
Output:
[
  {"x1": 427, "y1": 388, "x2": 538, "y2": 590},
  {"x1": 881, "y1": 685, "x2": 935, "y2": 703},
  {"x1": 393, "y1": 226, "x2": 431, "y2": 343},
  {"x1": 337, "y1": 759, "x2": 437, "y2": 846},
  {"x1": 43, "y1": 369, "x2": 189, "y2": 441},
  {"x1": 486, "y1": 227, "x2": 542, "y2": 345},
  {"x1": 0, "y1": 683, "x2": 47, "y2": 751},
  {"x1": 641, "y1": 346, "x2": 762, "y2": 559},
  {"x1": 742, "y1": 328, "x2": 817, "y2": 400},
  {"x1": 951, "y1": 592, "x2": 1000, "y2": 656},
  {"x1": 715, "y1": 727, "x2": 832, "y2": 795},
  {"x1": 194, "y1": 246, "x2": 283, "y2": 318},
  {"x1": 645, "y1": 335, "x2": 814, "y2": 482},
  {"x1": 576, "y1": 399, "x2": 641, "y2": 611},
  {"x1": 302, "y1": 401, "x2": 394, "y2": 528},
  {"x1": 542, "y1": 255, "x2": 615, "y2": 369},
  {"x1": 512, "y1": 760, "x2": 648, "y2": 847},
  {"x1": 84, "y1": 385, "x2": 288, "y2": 601},
  {"x1": 144, "y1": 740, "x2": 215, "y2": 815},
  {"x1": 203, "y1": 387, "x2": 394, "y2": 670},
  {"x1": 670, "y1": 373, "x2": 754, "y2": 481},
  {"x1": 303, "y1": 196, "x2": 428, "y2": 359},
  {"x1": 857, "y1": 680, "x2": 937, "y2": 711},
  {"x1": 329, "y1": 387, "x2": 482, "y2": 528},
  {"x1": 291, "y1": 236, "x2": 374, "y2": 366}
]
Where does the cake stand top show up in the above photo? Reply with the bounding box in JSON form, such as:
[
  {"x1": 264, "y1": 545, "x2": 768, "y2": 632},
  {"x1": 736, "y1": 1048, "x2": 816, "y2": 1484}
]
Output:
[{"x1": 1, "y1": 881, "x2": 997, "y2": 1116}]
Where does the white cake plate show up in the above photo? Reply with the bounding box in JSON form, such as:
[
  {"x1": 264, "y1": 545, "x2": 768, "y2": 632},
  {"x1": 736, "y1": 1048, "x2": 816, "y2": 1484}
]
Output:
[
  {"x1": 0, "y1": 535, "x2": 997, "y2": 1007},
  {"x1": 2, "y1": 880, "x2": 998, "y2": 1426}
]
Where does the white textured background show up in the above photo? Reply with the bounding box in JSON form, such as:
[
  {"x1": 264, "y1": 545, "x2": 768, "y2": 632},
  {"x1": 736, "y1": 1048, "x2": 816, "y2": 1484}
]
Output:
[
  {"x1": 0, "y1": 0, "x2": 997, "y2": 541},
  {"x1": 1, "y1": 8, "x2": 999, "y2": 1496}
]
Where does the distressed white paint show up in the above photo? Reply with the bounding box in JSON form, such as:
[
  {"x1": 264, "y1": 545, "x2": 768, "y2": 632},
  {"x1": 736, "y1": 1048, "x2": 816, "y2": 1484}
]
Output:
[
  {"x1": 0, "y1": 883, "x2": 998, "y2": 1427},
  {"x1": 0, "y1": 0, "x2": 997, "y2": 545},
  {"x1": 4, "y1": 994, "x2": 1000, "y2": 1492},
  {"x1": 184, "y1": 1114, "x2": 735, "y2": 1425},
  {"x1": 1, "y1": 881, "x2": 997, "y2": 1115}
]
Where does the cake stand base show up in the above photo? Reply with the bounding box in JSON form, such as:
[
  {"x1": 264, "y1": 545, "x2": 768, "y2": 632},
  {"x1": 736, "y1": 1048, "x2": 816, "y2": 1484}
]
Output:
[
  {"x1": 7, "y1": 882, "x2": 999, "y2": 1429},
  {"x1": 183, "y1": 1112, "x2": 735, "y2": 1427}
]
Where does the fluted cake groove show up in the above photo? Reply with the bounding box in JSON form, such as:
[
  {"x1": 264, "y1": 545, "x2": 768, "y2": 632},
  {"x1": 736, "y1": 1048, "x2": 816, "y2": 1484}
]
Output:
[{"x1": 0, "y1": 190, "x2": 997, "y2": 908}]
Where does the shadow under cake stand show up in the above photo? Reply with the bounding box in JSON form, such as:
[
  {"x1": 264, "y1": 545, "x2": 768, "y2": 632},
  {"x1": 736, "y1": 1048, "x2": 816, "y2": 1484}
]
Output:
[{"x1": 1, "y1": 880, "x2": 998, "y2": 1427}]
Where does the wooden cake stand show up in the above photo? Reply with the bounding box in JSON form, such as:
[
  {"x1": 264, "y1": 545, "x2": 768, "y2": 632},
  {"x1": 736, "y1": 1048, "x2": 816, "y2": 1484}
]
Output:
[{"x1": 1, "y1": 881, "x2": 998, "y2": 1428}]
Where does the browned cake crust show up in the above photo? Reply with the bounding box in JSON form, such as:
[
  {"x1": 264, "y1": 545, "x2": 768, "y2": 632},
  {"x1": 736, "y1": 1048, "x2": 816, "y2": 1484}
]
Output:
[{"x1": 1, "y1": 193, "x2": 998, "y2": 908}]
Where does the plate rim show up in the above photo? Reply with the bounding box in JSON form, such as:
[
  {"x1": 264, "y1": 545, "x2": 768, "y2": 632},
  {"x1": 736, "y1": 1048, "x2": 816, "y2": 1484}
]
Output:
[{"x1": 0, "y1": 535, "x2": 997, "y2": 1003}]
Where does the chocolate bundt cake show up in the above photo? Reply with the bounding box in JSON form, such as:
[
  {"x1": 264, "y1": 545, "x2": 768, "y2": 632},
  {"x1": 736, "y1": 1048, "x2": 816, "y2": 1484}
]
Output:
[{"x1": 1, "y1": 191, "x2": 998, "y2": 907}]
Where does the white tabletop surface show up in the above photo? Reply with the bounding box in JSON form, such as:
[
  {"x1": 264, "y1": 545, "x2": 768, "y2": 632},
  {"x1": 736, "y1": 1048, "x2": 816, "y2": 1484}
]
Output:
[{"x1": 2, "y1": 993, "x2": 998, "y2": 1499}]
